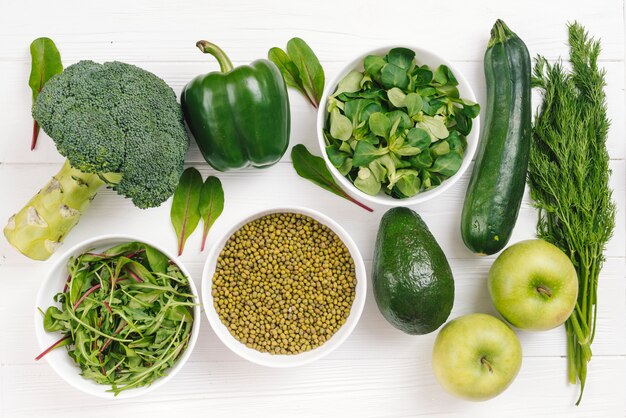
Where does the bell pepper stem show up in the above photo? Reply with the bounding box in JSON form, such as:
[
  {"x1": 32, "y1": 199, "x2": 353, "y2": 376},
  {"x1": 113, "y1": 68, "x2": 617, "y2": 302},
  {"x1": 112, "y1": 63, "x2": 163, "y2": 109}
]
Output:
[{"x1": 196, "y1": 41, "x2": 234, "y2": 73}]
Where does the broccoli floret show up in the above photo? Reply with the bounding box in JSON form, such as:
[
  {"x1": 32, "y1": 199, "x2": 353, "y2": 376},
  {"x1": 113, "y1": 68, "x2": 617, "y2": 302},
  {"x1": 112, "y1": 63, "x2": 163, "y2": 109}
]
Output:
[{"x1": 33, "y1": 60, "x2": 189, "y2": 208}]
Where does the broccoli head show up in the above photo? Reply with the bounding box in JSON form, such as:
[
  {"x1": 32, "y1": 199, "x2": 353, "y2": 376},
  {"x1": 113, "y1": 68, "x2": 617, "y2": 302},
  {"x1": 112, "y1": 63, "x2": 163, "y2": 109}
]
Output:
[
  {"x1": 33, "y1": 60, "x2": 189, "y2": 208},
  {"x1": 5, "y1": 60, "x2": 189, "y2": 260}
]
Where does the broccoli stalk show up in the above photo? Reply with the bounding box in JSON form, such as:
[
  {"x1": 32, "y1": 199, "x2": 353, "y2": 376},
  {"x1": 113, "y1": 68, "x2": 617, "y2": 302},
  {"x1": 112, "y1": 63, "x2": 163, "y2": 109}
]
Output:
[
  {"x1": 4, "y1": 61, "x2": 189, "y2": 260},
  {"x1": 4, "y1": 162, "x2": 106, "y2": 260}
]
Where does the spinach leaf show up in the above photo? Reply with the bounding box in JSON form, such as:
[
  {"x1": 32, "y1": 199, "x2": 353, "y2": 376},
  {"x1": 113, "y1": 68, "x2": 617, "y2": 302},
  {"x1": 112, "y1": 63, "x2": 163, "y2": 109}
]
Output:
[
  {"x1": 291, "y1": 144, "x2": 373, "y2": 211},
  {"x1": 170, "y1": 168, "x2": 203, "y2": 256},
  {"x1": 286, "y1": 38, "x2": 325, "y2": 107},
  {"x1": 198, "y1": 176, "x2": 224, "y2": 252},
  {"x1": 269, "y1": 38, "x2": 324, "y2": 108},
  {"x1": 29, "y1": 37, "x2": 62, "y2": 150},
  {"x1": 386, "y1": 48, "x2": 416, "y2": 71},
  {"x1": 381, "y1": 63, "x2": 409, "y2": 89}
]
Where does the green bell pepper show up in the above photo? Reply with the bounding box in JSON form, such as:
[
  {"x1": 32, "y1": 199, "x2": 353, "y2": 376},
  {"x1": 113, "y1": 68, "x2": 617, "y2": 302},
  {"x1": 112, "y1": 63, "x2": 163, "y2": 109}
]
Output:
[{"x1": 181, "y1": 41, "x2": 291, "y2": 171}]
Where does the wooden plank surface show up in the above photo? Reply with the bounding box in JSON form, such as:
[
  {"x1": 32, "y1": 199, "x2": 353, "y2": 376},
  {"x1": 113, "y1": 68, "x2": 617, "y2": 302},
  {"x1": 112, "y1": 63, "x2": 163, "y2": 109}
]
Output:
[{"x1": 0, "y1": 0, "x2": 624, "y2": 417}]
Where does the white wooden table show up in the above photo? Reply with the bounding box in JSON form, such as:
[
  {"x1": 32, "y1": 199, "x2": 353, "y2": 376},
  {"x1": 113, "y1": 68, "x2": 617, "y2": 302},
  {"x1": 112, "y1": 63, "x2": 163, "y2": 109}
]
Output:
[{"x1": 1, "y1": 1, "x2": 624, "y2": 416}]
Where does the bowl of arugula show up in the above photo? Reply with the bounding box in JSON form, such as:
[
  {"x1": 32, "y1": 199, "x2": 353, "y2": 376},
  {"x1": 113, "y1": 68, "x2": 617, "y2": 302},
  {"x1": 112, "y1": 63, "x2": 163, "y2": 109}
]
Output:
[
  {"x1": 317, "y1": 46, "x2": 480, "y2": 206},
  {"x1": 34, "y1": 235, "x2": 200, "y2": 398}
]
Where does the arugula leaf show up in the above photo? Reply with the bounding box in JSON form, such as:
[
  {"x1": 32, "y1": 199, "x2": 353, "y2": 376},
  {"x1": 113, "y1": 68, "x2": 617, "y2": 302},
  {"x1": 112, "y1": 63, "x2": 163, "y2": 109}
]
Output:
[
  {"x1": 198, "y1": 176, "x2": 224, "y2": 252},
  {"x1": 170, "y1": 168, "x2": 203, "y2": 256},
  {"x1": 29, "y1": 37, "x2": 62, "y2": 150},
  {"x1": 291, "y1": 145, "x2": 373, "y2": 211}
]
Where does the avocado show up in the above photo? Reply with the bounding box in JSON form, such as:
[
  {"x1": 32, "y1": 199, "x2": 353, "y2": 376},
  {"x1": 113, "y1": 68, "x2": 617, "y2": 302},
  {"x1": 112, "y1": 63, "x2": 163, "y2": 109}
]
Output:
[{"x1": 372, "y1": 207, "x2": 454, "y2": 335}]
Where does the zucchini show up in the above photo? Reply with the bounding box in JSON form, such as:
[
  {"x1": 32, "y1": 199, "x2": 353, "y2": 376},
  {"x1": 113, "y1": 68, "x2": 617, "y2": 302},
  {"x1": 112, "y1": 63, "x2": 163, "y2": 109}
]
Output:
[{"x1": 461, "y1": 20, "x2": 531, "y2": 255}]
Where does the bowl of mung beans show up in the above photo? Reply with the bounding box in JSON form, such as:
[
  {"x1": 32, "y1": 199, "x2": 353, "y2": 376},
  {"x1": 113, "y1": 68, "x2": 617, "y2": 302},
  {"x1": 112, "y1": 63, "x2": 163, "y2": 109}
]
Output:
[{"x1": 201, "y1": 206, "x2": 366, "y2": 367}]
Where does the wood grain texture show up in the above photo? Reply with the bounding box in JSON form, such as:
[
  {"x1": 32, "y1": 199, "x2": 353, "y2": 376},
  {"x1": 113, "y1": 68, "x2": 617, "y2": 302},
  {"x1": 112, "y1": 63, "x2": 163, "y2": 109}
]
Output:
[{"x1": 0, "y1": 0, "x2": 624, "y2": 417}]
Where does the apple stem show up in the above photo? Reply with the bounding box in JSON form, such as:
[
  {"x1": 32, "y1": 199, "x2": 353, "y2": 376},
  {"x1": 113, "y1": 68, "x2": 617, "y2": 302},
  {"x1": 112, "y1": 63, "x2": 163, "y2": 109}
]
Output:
[
  {"x1": 480, "y1": 356, "x2": 494, "y2": 373},
  {"x1": 536, "y1": 285, "x2": 553, "y2": 298}
]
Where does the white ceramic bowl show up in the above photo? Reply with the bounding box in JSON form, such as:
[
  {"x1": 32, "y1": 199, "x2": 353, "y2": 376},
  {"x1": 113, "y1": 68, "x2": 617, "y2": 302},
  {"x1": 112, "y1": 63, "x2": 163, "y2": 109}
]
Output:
[
  {"x1": 34, "y1": 234, "x2": 201, "y2": 399},
  {"x1": 202, "y1": 206, "x2": 366, "y2": 367},
  {"x1": 316, "y1": 45, "x2": 480, "y2": 207}
]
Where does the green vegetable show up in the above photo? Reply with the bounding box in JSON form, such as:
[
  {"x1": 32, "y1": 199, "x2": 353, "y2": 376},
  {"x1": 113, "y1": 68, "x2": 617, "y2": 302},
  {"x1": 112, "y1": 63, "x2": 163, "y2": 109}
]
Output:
[
  {"x1": 269, "y1": 38, "x2": 325, "y2": 108},
  {"x1": 198, "y1": 176, "x2": 224, "y2": 252},
  {"x1": 4, "y1": 61, "x2": 189, "y2": 260},
  {"x1": 181, "y1": 41, "x2": 290, "y2": 171},
  {"x1": 28, "y1": 37, "x2": 62, "y2": 151},
  {"x1": 461, "y1": 20, "x2": 531, "y2": 255},
  {"x1": 291, "y1": 144, "x2": 373, "y2": 212},
  {"x1": 36, "y1": 242, "x2": 196, "y2": 396},
  {"x1": 170, "y1": 168, "x2": 203, "y2": 256},
  {"x1": 372, "y1": 207, "x2": 454, "y2": 334},
  {"x1": 527, "y1": 22, "x2": 615, "y2": 405},
  {"x1": 323, "y1": 48, "x2": 479, "y2": 198}
]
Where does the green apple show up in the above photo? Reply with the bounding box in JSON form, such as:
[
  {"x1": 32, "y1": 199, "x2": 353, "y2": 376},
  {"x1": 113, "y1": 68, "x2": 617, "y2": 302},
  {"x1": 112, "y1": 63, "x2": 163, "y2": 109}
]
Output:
[
  {"x1": 488, "y1": 239, "x2": 578, "y2": 331},
  {"x1": 432, "y1": 313, "x2": 522, "y2": 401}
]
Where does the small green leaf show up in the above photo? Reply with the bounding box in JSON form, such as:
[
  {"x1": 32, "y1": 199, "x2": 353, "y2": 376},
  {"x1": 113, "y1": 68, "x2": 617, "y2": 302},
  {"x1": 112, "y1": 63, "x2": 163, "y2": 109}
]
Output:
[
  {"x1": 330, "y1": 108, "x2": 353, "y2": 141},
  {"x1": 433, "y1": 65, "x2": 458, "y2": 86},
  {"x1": 405, "y1": 93, "x2": 423, "y2": 116},
  {"x1": 29, "y1": 37, "x2": 63, "y2": 150},
  {"x1": 198, "y1": 176, "x2": 224, "y2": 252},
  {"x1": 293, "y1": 144, "x2": 372, "y2": 211},
  {"x1": 268, "y1": 47, "x2": 302, "y2": 91},
  {"x1": 354, "y1": 167, "x2": 381, "y2": 195},
  {"x1": 406, "y1": 128, "x2": 431, "y2": 150},
  {"x1": 386, "y1": 48, "x2": 416, "y2": 71},
  {"x1": 416, "y1": 115, "x2": 449, "y2": 141},
  {"x1": 412, "y1": 67, "x2": 433, "y2": 86},
  {"x1": 381, "y1": 63, "x2": 409, "y2": 89},
  {"x1": 326, "y1": 145, "x2": 350, "y2": 167},
  {"x1": 171, "y1": 168, "x2": 203, "y2": 256},
  {"x1": 408, "y1": 151, "x2": 433, "y2": 169},
  {"x1": 387, "y1": 87, "x2": 406, "y2": 108},
  {"x1": 385, "y1": 110, "x2": 412, "y2": 130},
  {"x1": 364, "y1": 55, "x2": 386, "y2": 77},
  {"x1": 430, "y1": 152, "x2": 462, "y2": 177},
  {"x1": 352, "y1": 141, "x2": 389, "y2": 167},
  {"x1": 332, "y1": 71, "x2": 364, "y2": 97},
  {"x1": 338, "y1": 158, "x2": 353, "y2": 176},
  {"x1": 369, "y1": 112, "x2": 391, "y2": 138},
  {"x1": 430, "y1": 140, "x2": 451, "y2": 157},
  {"x1": 145, "y1": 244, "x2": 169, "y2": 274},
  {"x1": 286, "y1": 37, "x2": 325, "y2": 107}
]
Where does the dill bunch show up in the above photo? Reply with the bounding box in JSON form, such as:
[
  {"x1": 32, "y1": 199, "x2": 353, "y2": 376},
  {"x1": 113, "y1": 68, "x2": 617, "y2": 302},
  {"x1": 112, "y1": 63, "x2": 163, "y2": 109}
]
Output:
[{"x1": 528, "y1": 22, "x2": 616, "y2": 405}]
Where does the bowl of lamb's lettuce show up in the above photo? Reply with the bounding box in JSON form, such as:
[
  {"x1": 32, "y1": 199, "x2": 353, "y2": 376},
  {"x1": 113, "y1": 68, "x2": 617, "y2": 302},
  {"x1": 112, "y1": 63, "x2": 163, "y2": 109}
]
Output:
[{"x1": 317, "y1": 46, "x2": 480, "y2": 206}]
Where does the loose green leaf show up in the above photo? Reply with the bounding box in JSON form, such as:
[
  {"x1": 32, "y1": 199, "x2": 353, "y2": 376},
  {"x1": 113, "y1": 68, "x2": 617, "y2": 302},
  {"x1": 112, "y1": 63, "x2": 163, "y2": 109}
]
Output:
[
  {"x1": 291, "y1": 144, "x2": 373, "y2": 211},
  {"x1": 145, "y1": 244, "x2": 169, "y2": 274},
  {"x1": 198, "y1": 176, "x2": 224, "y2": 252},
  {"x1": 326, "y1": 145, "x2": 350, "y2": 167},
  {"x1": 430, "y1": 140, "x2": 451, "y2": 157},
  {"x1": 170, "y1": 168, "x2": 203, "y2": 256},
  {"x1": 286, "y1": 38, "x2": 325, "y2": 107},
  {"x1": 29, "y1": 37, "x2": 62, "y2": 150},
  {"x1": 268, "y1": 47, "x2": 302, "y2": 90}
]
